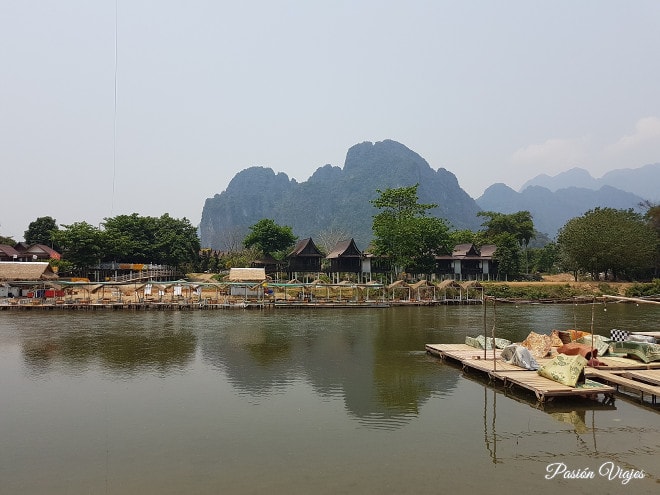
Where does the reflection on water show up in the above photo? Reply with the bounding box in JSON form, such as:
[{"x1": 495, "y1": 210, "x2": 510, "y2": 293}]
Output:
[
  {"x1": 20, "y1": 313, "x2": 196, "y2": 377},
  {"x1": 1, "y1": 304, "x2": 658, "y2": 494},
  {"x1": 198, "y1": 310, "x2": 459, "y2": 429},
  {"x1": 7, "y1": 304, "x2": 658, "y2": 425},
  {"x1": 466, "y1": 364, "x2": 659, "y2": 476}
]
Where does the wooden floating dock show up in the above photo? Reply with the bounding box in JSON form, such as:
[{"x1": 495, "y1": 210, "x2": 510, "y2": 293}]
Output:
[
  {"x1": 0, "y1": 300, "x2": 270, "y2": 311},
  {"x1": 0, "y1": 299, "x2": 393, "y2": 311},
  {"x1": 585, "y1": 368, "x2": 660, "y2": 405},
  {"x1": 426, "y1": 343, "x2": 616, "y2": 403}
]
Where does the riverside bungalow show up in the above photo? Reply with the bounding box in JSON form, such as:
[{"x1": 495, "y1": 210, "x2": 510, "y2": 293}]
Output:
[
  {"x1": 478, "y1": 244, "x2": 498, "y2": 279},
  {"x1": 287, "y1": 238, "x2": 323, "y2": 278},
  {"x1": 434, "y1": 244, "x2": 498, "y2": 281},
  {"x1": 250, "y1": 254, "x2": 283, "y2": 275},
  {"x1": 16, "y1": 242, "x2": 61, "y2": 261},
  {"x1": 452, "y1": 243, "x2": 482, "y2": 279},
  {"x1": 326, "y1": 238, "x2": 362, "y2": 279},
  {"x1": 1, "y1": 243, "x2": 61, "y2": 262},
  {"x1": 360, "y1": 252, "x2": 392, "y2": 280},
  {"x1": 433, "y1": 253, "x2": 454, "y2": 278},
  {"x1": 0, "y1": 245, "x2": 21, "y2": 262}
]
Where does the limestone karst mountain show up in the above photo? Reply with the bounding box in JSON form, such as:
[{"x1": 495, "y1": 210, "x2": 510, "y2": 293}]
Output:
[{"x1": 199, "y1": 140, "x2": 482, "y2": 250}]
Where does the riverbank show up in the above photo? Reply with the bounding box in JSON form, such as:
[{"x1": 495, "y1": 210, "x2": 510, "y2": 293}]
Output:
[{"x1": 2, "y1": 273, "x2": 657, "y2": 309}]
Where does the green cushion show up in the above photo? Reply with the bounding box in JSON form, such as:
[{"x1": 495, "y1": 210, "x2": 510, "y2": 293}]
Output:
[
  {"x1": 610, "y1": 341, "x2": 660, "y2": 363},
  {"x1": 538, "y1": 354, "x2": 587, "y2": 387}
]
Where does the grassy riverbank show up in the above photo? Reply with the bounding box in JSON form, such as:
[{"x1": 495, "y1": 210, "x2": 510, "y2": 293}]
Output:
[{"x1": 482, "y1": 275, "x2": 659, "y2": 301}]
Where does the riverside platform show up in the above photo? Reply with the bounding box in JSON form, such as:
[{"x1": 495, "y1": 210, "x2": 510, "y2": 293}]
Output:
[{"x1": 426, "y1": 343, "x2": 616, "y2": 403}]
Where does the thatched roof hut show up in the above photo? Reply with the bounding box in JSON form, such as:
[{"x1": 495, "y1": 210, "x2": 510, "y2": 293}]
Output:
[
  {"x1": 228, "y1": 268, "x2": 266, "y2": 282},
  {"x1": 0, "y1": 262, "x2": 58, "y2": 281},
  {"x1": 436, "y1": 279, "x2": 462, "y2": 289},
  {"x1": 436, "y1": 279, "x2": 462, "y2": 301},
  {"x1": 387, "y1": 279, "x2": 411, "y2": 300},
  {"x1": 461, "y1": 280, "x2": 484, "y2": 302},
  {"x1": 387, "y1": 280, "x2": 409, "y2": 290},
  {"x1": 410, "y1": 279, "x2": 436, "y2": 301}
]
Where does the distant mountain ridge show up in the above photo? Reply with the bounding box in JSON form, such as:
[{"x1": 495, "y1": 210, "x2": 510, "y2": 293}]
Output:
[
  {"x1": 476, "y1": 183, "x2": 645, "y2": 238},
  {"x1": 200, "y1": 140, "x2": 482, "y2": 250},
  {"x1": 199, "y1": 140, "x2": 655, "y2": 249},
  {"x1": 520, "y1": 163, "x2": 660, "y2": 201}
]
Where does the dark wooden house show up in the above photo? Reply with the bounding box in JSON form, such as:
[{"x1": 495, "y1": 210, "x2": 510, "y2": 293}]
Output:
[
  {"x1": 326, "y1": 238, "x2": 362, "y2": 274},
  {"x1": 451, "y1": 243, "x2": 482, "y2": 278},
  {"x1": 250, "y1": 253, "x2": 283, "y2": 274},
  {"x1": 361, "y1": 252, "x2": 392, "y2": 275},
  {"x1": 477, "y1": 244, "x2": 498, "y2": 279},
  {"x1": 14, "y1": 243, "x2": 61, "y2": 261},
  {"x1": 0, "y1": 244, "x2": 21, "y2": 262},
  {"x1": 433, "y1": 253, "x2": 454, "y2": 276},
  {"x1": 286, "y1": 238, "x2": 323, "y2": 274},
  {"x1": 433, "y1": 244, "x2": 498, "y2": 280}
]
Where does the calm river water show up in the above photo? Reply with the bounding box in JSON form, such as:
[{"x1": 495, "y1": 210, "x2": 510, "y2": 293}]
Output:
[{"x1": 0, "y1": 303, "x2": 658, "y2": 494}]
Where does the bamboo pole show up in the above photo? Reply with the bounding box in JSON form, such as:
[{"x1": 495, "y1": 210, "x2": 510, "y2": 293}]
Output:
[
  {"x1": 491, "y1": 298, "x2": 497, "y2": 371},
  {"x1": 602, "y1": 294, "x2": 660, "y2": 305}
]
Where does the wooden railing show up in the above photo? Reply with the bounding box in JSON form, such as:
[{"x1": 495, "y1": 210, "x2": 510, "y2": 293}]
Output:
[{"x1": 110, "y1": 268, "x2": 176, "y2": 282}]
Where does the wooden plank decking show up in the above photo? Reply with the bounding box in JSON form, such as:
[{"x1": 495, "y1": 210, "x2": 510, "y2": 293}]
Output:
[
  {"x1": 584, "y1": 368, "x2": 660, "y2": 404},
  {"x1": 592, "y1": 355, "x2": 660, "y2": 370},
  {"x1": 426, "y1": 343, "x2": 616, "y2": 403}
]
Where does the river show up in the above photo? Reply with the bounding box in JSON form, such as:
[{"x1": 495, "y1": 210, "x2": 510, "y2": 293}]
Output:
[{"x1": 0, "y1": 303, "x2": 658, "y2": 494}]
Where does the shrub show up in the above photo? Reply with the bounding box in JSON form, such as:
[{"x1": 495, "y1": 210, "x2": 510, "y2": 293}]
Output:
[{"x1": 625, "y1": 279, "x2": 660, "y2": 298}]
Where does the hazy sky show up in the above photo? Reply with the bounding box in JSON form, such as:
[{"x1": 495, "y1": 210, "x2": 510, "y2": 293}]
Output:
[{"x1": 2, "y1": 1, "x2": 660, "y2": 241}]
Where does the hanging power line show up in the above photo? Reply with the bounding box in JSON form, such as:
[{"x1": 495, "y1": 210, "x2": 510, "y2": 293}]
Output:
[{"x1": 111, "y1": 0, "x2": 118, "y2": 217}]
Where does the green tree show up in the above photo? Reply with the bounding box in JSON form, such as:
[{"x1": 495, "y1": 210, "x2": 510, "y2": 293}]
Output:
[
  {"x1": 52, "y1": 222, "x2": 105, "y2": 274},
  {"x1": 102, "y1": 213, "x2": 200, "y2": 270},
  {"x1": 477, "y1": 210, "x2": 535, "y2": 276},
  {"x1": 370, "y1": 184, "x2": 450, "y2": 275},
  {"x1": 208, "y1": 252, "x2": 221, "y2": 273},
  {"x1": 103, "y1": 214, "x2": 157, "y2": 262},
  {"x1": 490, "y1": 233, "x2": 521, "y2": 281},
  {"x1": 448, "y1": 229, "x2": 476, "y2": 246},
  {"x1": 243, "y1": 219, "x2": 297, "y2": 257},
  {"x1": 153, "y1": 214, "x2": 201, "y2": 270},
  {"x1": 408, "y1": 216, "x2": 451, "y2": 274},
  {"x1": 641, "y1": 201, "x2": 660, "y2": 277},
  {"x1": 557, "y1": 207, "x2": 656, "y2": 281},
  {"x1": 24, "y1": 216, "x2": 59, "y2": 248},
  {"x1": 0, "y1": 234, "x2": 15, "y2": 246},
  {"x1": 199, "y1": 248, "x2": 212, "y2": 272},
  {"x1": 529, "y1": 242, "x2": 559, "y2": 274}
]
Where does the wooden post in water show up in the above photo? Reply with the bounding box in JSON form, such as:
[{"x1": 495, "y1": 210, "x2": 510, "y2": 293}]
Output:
[
  {"x1": 491, "y1": 298, "x2": 497, "y2": 371},
  {"x1": 483, "y1": 296, "x2": 487, "y2": 361}
]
